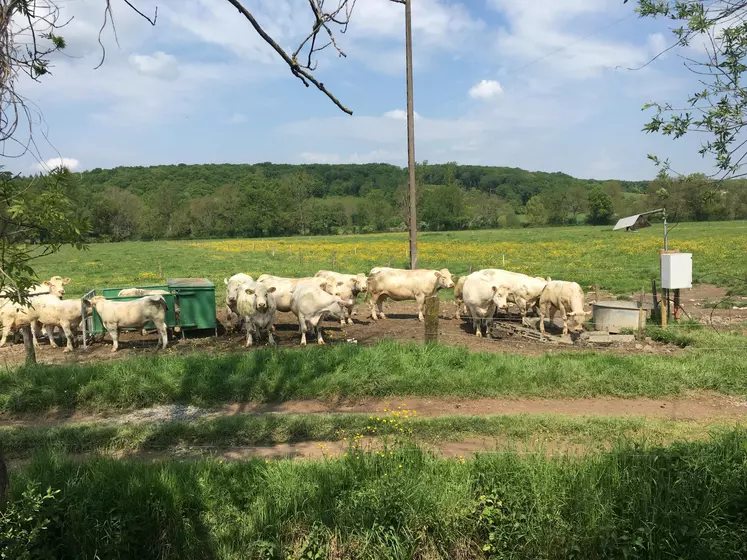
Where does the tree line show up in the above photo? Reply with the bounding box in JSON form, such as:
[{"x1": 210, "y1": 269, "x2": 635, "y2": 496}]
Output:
[{"x1": 17, "y1": 162, "x2": 747, "y2": 241}]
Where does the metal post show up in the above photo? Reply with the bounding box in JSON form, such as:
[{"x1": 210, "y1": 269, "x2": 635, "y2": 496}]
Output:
[{"x1": 405, "y1": 0, "x2": 418, "y2": 270}]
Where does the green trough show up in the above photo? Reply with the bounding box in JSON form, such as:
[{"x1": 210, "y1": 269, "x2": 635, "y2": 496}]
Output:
[{"x1": 88, "y1": 278, "x2": 217, "y2": 336}]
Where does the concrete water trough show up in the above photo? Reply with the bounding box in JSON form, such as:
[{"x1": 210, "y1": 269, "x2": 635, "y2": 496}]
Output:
[{"x1": 592, "y1": 300, "x2": 650, "y2": 333}]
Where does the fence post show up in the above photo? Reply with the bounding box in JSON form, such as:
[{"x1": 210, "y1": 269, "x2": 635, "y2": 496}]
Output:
[
  {"x1": 673, "y1": 289, "x2": 681, "y2": 321},
  {"x1": 637, "y1": 308, "x2": 646, "y2": 340},
  {"x1": 158, "y1": 260, "x2": 163, "y2": 279},
  {"x1": 332, "y1": 251, "x2": 336, "y2": 268},
  {"x1": 594, "y1": 285, "x2": 599, "y2": 302},
  {"x1": 289, "y1": 244, "x2": 293, "y2": 256},
  {"x1": 661, "y1": 289, "x2": 668, "y2": 329},
  {"x1": 354, "y1": 246, "x2": 357, "y2": 256},
  {"x1": 21, "y1": 325, "x2": 36, "y2": 365},
  {"x1": 388, "y1": 255, "x2": 391, "y2": 267},
  {"x1": 651, "y1": 279, "x2": 659, "y2": 319},
  {"x1": 468, "y1": 264, "x2": 472, "y2": 274},
  {"x1": 424, "y1": 295, "x2": 439, "y2": 343}
]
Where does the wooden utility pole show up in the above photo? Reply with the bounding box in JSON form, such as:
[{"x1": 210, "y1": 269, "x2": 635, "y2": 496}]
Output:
[{"x1": 404, "y1": 0, "x2": 418, "y2": 270}]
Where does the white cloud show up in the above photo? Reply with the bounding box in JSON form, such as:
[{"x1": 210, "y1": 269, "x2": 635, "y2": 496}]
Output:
[
  {"x1": 469, "y1": 80, "x2": 504, "y2": 99},
  {"x1": 228, "y1": 113, "x2": 248, "y2": 125},
  {"x1": 647, "y1": 33, "x2": 667, "y2": 58},
  {"x1": 489, "y1": 0, "x2": 648, "y2": 79},
  {"x1": 34, "y1": 157, "x2": 80, "y2": 172},
  {"x1": 129, "y1": 52, "x2": 180, "y2": 80},
  {"x1": 383, "y1": 109, "x2": 421, "y2": 120}
]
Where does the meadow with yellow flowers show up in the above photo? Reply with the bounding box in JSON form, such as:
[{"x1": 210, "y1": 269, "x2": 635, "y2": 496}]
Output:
[{"x1": 37, "y1": 220, "x2": 747, "y2": 301}]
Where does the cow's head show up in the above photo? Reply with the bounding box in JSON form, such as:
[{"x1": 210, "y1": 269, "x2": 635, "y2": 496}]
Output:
[
  {"x1": 46, "y1": 276, "x2": 71, "y2": 297},
  {"x1": 566, "y1": 310, "x2": 592, "y2": 332},
  {"x1": 245, "y1": 284, "x2": 276, "y2": 311},
  {"x1": 354, "y1": 273, "x2": 368, "y2": 293},
  {"x1": 435, "y1": 269, "x2": 455, "y2": 289},
  {"x1": 490, "y1": 285, "x2": 510, "y2": 311}
]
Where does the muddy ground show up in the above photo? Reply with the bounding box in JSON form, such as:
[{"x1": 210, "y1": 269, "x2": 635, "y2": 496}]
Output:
[{"x1": 0, "y1": 284, "x2": 744, "y2": 367}]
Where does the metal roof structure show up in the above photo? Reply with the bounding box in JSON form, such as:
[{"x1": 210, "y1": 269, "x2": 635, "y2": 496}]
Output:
[{"x1": 613, "y1": 208, "x2": 665, "y2": 231}]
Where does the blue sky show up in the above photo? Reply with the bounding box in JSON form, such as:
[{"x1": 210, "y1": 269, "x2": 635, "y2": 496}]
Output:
[{"x1": 6, "y1": 0, "x2": 718, "y2": 180}]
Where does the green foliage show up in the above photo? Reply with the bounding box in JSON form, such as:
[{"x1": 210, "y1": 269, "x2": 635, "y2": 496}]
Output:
[
  {"x1": 0, "y1": 168, "x2": 88, "y2": 301},
  {"x1": 634, "y1": 1, "x2": 747, "y2": 180},
  {"x1": 8, "y1": 432, "x2": 747, "y2": 558},
  {"x1": 0, "y1": 483, "x2": 59, "y2": 560},
  {"x1": 587, "y1": 187, "x2": 614, "y2": 225},
  {"x1": 524, "y1": 196, "x2": 548, "y2": 226}
]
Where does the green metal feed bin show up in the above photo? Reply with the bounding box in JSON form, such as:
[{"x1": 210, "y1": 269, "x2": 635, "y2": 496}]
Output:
[{"x1": 87, "y1": 278, "x2": 216, "y2": 337}]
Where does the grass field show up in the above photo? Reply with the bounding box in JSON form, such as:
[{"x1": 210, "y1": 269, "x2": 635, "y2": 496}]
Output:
[
  {"x1": 33, "y1": 221, "x2": 747, "y2": 302},
  {"x1": 6, "y1": 432, "x2": 747, "y2": 559},
  {"x1": 6, "y1": 222, "x2": 747, "y2": 558},
  {"x1": 3, "y1": 341, "x2": 747, "y2": 413}
]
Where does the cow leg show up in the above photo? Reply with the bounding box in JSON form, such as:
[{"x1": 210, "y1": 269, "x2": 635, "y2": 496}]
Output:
[
  {"x1": 43, "y1": 322, "x2": 59, "y2": 347},
  {"x1": 0, "y1": 324, "x2": 11, "y2": 347},
  {"x1": 346, "y1": 303, "x2": 355, "y2": 325},
  {"x1": 245, "y1": 322, "x2": 254, "y2": 347},
  {"x1": 539, "y1": 302, "x2": 549, "y2": 334},
  {"x1": 267, "y1": 327, "x2": 275, "y2": 346},
  {"x1": 61, "y1": 321, "x2": 75, "y2": 353},
  {"x1": 156, "y1": 323, "x2": 168, "y2": 350},
  {"x1": 369, "y1": 294, "x2": 379, "y2": 321},
  {"x1": 107, "y1": 326, "x2": 120, "y2": 352},
  {"x1": 298, "y1": 313, "x2": 308, "y2": 346},
  {"x1": 557, "y1": 308, "x2": 569, "y2": 336},
  {"x1": 416, "y1": 294, "x2": 426, "y2": 322},
  {"x1": 311, "y1": 317, "x2": 325, "y2": 345}
]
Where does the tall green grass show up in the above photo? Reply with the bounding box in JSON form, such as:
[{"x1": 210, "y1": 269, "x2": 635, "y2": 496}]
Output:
[
  {"x1": 0, "y1": 413, "x2": 730, "y2": 458},
  {"x1": 7, "y1": 432, "x2": 747, "y2": 559},
  {"x1": 2, "y1": 342, "x2": 746, "y2": 413}
]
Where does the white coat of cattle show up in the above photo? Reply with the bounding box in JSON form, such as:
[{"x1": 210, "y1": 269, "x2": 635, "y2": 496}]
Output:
[
  {"x1": 33, "y1": 296, "x2": 91, "y2": 352},
  {"x1": 367, "y1": 268, "x2": 455, "y2": 322},
  {"x1": 117, "y1": 288, "x2": 169, "y2": 297},
  {"x1": 314, "y1": 270, "x2": 368, "y2": 325},
  {"x1": 477, "y1": 269, "x2": 550, "y2": 318},
  {"x1": 461, "y1": 272, "x2": 511, "y2": 337},
  {"x1": 0, "y1": 278, "x2": 68, "y2": 347},
  {"x1": 86, "y1": 295, "x2": 169, "y2": 352},
  {"x1": 236, "y1": 281, "x2": 277, "y2": 347},
  {"x1": 538, "y1": 281, "x2": 590, "y2": 335},
  {"x1": 223, "y1": 273, "x2": 254, "y2": 330},
  {"x1": 453, "y1": 276, "x2": 467, "y2": 320},
  {"x1": 257, "y1": 275, "x2": 336, "y2": 313},
  {"x1": 290, "y1": 282, "x2": 345, "y2": 345}
]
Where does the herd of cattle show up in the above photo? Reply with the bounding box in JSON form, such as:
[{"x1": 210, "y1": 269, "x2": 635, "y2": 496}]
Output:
[{"x1": 0, "y1": 268, "x2": 591, "y2": 353}]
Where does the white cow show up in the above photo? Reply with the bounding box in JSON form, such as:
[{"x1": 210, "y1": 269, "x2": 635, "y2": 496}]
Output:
[
  {"x1": 86, "y1": 295, "x2": 169, "y2": 352},
  {"x1": 462, "y1": 272, "x2": 511, "y2": 337},
  {"x1": 453, "y1": 276, "x2": 467, "y2": 320},
  {"x1": 223, "y1": 273, "x2": 254, "y2": 330},
  {"x1": 367, "y1": 268, "x2": 455, "y2": 322},
  {"x1": 477, "y1": 269, "x2": 550, "y2": 318},
  {"x1": 257, "y1": 275, "x2": 334, "y2": 313},
  {"x1": 33, "y1": 296, "x2": 91, "y2": 352},
  {"x1": 236, "y1": 281, "x2": 277, "y2": 347},
  {"x1": 290, "y1": 282, "x2": 346, "y2": 345},
  {"x1": 538, "y1": 281, "x2": 590, "y2": 335},
  {"x1": 0, "y1": 279, "x2": 68, "y2": 347},
  {"x1": 117, "y1": 288, "x2": 169, "y2": 297},
  {"x1": 315, "y1": 270, "x2": 368, "y2": 325}
]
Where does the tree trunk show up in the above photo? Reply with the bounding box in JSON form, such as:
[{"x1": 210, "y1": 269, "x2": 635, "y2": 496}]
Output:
[{"x1": 21, "y1": 325, "x2": 36, "y2": 365}]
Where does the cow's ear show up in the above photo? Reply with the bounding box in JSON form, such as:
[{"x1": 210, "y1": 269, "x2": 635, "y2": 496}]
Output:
[
  {"x1": 63, "y1": 277, "x2": 71, "y2": 284},
  {"x1": 267, "y1": 286, "x2": 276, "y2": 293},
  {"x1": 41, "y1": 281, "x2": 51, "y2": 287},
  {"x1": 434, "y1": 271, "x2": 441, "y2": 278},
  {"x1": 244, "y1": 288, "x2": 254, "y2": 295},
  {"x1": 491, "y1": 285, "x2": 497, "y2": 292},
  {"x1": 224, "y1": 278, "x2": 229, "y2": 285}
]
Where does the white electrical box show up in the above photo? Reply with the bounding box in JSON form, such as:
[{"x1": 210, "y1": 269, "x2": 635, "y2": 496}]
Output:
[{"x1": 661, "y1": 253, "x2": 692, "y2": 289}]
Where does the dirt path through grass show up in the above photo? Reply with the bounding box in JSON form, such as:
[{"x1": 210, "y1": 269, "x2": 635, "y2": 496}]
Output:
[{"x1": 3, "y1": 393, "x2": 746, "y2": 428}]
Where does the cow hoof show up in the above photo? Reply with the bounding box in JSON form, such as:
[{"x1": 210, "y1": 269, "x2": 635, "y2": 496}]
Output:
[
  {"x1": 347, "y1": 318, "x2": 354, "y2": 325},
  {"x1": 476, "y1": 331, "x2": 483, "y2": 338},
  {"x1": 379, "y1": 314, "x2": 387, "y2": 320},
  {"x1": 318, "y1": 340, "x2": 325, "y2": 345}
]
